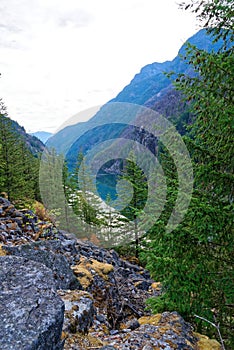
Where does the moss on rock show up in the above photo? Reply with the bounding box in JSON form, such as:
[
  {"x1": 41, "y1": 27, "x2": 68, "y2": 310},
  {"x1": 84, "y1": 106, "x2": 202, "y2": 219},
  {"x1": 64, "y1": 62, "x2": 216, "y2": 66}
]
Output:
[{"x1": 194, "y1": 332, "x2": 222, "y2": 350}]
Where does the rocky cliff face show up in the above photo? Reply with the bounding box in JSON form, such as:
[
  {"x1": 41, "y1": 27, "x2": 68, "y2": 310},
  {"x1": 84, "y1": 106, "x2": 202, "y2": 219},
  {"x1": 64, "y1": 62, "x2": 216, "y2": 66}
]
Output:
[
  {"x1": 109, "y1": 29, "x2": 224, "y2": 107},
  {"x1": 0, "y1": 197, "x2": 221, "y2": 350}
]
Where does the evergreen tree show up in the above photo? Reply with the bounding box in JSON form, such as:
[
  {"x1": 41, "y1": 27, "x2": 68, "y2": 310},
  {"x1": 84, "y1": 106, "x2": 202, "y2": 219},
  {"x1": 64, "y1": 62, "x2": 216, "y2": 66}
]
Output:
[
  {"x1": 117, "y1": 152, "x2": 148, "y2": 257},
  {"x1": 0, "y1": 100, "x2": 40, "y2": 202},
  {"x1": 67, "y1": 152, "x2": 103, "y2": 238},
  {"x1": 39, "y1": 148, "x2": 80, "y2": 232},
  {"x1": 142, "y1": 1, "x2": 234, "y2": 347}
]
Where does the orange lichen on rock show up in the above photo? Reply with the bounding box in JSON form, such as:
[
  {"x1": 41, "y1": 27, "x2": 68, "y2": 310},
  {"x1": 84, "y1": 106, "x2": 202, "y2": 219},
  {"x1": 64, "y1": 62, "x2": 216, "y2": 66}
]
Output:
[
  {"x1": 88, "y1": 258, "x2": 114, "y2": 279},
  {"x1": 138, "y1": 314, "x2": 162, "y2": 326},
  {"x1": 0, "y1": 244, "x2": 7, "y2": 256},
  {"x1": 71, "y1": 257, "x2": 114, "y2": 289},
  {"x1": 71, "y1": 265, "x2": 93, "y2": 289},
  {"x1": 194, "y1": 332, "x2": 222, "y2": 350}
]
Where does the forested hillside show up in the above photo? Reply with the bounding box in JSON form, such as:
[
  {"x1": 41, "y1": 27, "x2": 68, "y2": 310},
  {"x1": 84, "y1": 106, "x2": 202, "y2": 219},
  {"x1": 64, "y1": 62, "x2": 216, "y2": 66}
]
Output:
[{"x1": 0, "y1": 99, "x2": 43, "y2": 202}]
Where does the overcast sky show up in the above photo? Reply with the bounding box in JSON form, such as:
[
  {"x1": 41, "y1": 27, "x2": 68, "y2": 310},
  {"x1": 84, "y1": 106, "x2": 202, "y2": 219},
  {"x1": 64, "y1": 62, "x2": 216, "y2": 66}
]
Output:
[{"x1": 0, "y1": 0, "x2": 198, "y2": 133}]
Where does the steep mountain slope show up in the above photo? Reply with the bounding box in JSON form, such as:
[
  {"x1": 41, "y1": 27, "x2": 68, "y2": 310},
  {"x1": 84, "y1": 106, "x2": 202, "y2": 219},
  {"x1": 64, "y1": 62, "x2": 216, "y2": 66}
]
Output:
[
  {"x1": 7, "y1": 117, "x2": 45, "y2": 155},
  {"x1": 45, "y1": 29, "x2": 226, "y2": 199},
  {"x1": 111, "y1": 28, "x2": 222, "y2": 106},
  {"x1": 0, "y1": 114, "x2": 45, "y2": 201},
  {"x1": 47, "y1": 29, "x2": 223, "y2": 157},
  {"x1": 1, "y1": 30, "x2": 218, "y2": 202}
]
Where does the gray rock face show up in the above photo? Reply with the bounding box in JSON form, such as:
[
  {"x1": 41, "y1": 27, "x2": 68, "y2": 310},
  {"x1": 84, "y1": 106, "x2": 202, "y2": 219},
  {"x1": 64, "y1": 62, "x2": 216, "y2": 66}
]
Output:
[
  {"x1": 3, "y1": 241, "x2": 81, "y2": 290},
  {"x1": 0, "y1": 198, "x2": 221, "y2": 350},
  {"x1": 58, "y1": 290, "x2": 95, "y2": 334},
  {"x1": 0, "y1": 255, "x2": 65, "y2": 350}
]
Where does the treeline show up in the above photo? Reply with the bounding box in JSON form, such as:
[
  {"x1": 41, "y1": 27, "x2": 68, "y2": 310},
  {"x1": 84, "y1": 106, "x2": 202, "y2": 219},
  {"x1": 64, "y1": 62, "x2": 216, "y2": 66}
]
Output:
[
  {"x1": 39, "y1": 150, "x2": 132, "y2": 244},
  {"x1": 141, "y1": 1, "x2": 233, "y2": 348},
  {"x1": 0, "y1": 99, "x2": 40, "y2": 203}
]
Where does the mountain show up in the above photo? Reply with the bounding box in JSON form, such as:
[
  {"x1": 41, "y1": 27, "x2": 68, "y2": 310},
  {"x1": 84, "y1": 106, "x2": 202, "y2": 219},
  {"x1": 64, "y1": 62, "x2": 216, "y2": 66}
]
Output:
[
  {"x1": 47, "y1": 29, "x2": 223, "y2": 156},
  {"x1": 46, "y1": 29, "x2": 225, "y2": 198},
  {"x1": 31, "y1": 131, "x2": 53, "y2": 144},
  {"x1": 110, "y1": 28, "x2": 223, "y2": 106},
  {"x1": 6, "y1": 117, "x2": 45, "y2": 156}
]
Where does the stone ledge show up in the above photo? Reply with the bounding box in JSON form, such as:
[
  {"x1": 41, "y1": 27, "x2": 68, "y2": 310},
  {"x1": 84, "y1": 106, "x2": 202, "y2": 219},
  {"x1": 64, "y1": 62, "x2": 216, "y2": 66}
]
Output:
[{"x1": 0, "y1": 255, "x2": 65, "y2": 350}]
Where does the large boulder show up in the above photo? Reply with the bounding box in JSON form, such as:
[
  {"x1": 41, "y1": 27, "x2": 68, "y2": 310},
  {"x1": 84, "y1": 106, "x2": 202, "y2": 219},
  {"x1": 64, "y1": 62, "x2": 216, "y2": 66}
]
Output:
[
  {"x1": 0, "y1": 255, "x2": 65, "y2": 350},
  {"x1": 3, "y1": 241, "x2": 81, "y2": 290}
]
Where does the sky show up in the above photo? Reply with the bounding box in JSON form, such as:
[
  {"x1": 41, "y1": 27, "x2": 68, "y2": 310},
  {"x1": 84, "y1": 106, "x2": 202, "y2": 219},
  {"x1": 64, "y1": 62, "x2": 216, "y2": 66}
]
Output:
[{"x1": 0, "y1": 0, "x2": 198, "y2": 133}]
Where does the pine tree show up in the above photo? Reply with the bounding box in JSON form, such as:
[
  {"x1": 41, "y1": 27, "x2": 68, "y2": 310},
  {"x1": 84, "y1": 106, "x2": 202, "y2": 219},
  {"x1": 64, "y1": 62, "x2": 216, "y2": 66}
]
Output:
[
  {"x1": 67, "y1": 152, "x2": 103, "y2": 239},
  {"x1": 142, "y1": 1, "x2": 234, "y2": 346},
  {"x1": 116, "y1": 152, "x2": 148, "y2": 257},
  {"x1": 0, "y1": 100, "x2": 40, "y2": 202},
  {"x1": 39, "y1": 148, "x2": 80, "y2": 232}
]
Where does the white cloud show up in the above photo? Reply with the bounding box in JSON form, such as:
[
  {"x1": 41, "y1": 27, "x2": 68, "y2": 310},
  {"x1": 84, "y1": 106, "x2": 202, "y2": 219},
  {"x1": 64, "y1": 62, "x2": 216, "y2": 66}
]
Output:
[{"x1": 0, "y1": 0, "x2": 197, "y2": 132}]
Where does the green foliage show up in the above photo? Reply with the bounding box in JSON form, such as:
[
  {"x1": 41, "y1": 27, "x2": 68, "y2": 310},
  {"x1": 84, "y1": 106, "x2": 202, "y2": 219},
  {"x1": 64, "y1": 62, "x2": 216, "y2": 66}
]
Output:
[
  {"x1": 0, "y1": 100, "x2": 40, "y2": 202},
  {"x1": 141, "y1": 1, "x2": 234, "y2": 347},
  {"x1": 117, "y1": 152, "x2": 148, "y2": 257},
  {"x1": 114, "y1": 241, "x2": 140, "y2": 261},
  {"x1": 39, "y1": 148, "x2": 81, "y2": 233},
  {"x1": 180, "y1": 0, "x2": 234, "y2": 42},
  {"x1": 73, "y1": 154, "x2": 98, "y2": 223},
  {"x1": 64, "y1": 152, "x2": 104, "y2": 237}
]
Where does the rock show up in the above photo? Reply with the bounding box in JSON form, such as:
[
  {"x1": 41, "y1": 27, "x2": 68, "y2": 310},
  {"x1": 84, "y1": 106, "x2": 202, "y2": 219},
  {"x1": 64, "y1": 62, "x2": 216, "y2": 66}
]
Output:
[
  {"x1": 0, "y1": 197, "x2": 11, "y2": 210},
  {"x1": 96, "y1": 314, "x2": 107, "y2": 323},
  {"x1": 0, "y1": 197, "x2": 62, "y2": 245},
  {"x1": 134, "y1": 280, "x2": 152, "y2": 291},
  {"x1": 0, "y1": 198, "x2": 222, "y2": 350},
  {"x1": 71, "y1": 256, "x2": 114, "y2": 289},
  {"x1": 71, "y1": 240, "x2": 156, "y2": 330},
  {"x1": 195, "y1": 332, "x2": 222, "y2": 350},
  {"x1": 0, "y1": 255, "x2": 64, "y2": 350},
  {"x1": 126, "y1": 318, "x2": 140, "y2": 330},
  {"x1": 91, "y1": 312, "x2": 219, "y2": 349},
  {"x1": 138, "y1": 314, "x2": 162, "y2": 326},
  {"x1": 33, "y1": 238, "x2": 80, "y2": 265},
  {"x1": 3, "y1": 241, "x2": 81, "y2": 290},
  {"x1": 58, "y1": 290, "x2": 95, "y2": 334},
  {"x1": 130, "y1": 312, "x2": 199, "y2": 349},
  {"x1": 142, "y1": 345, "x2": 154, "y2": 350}
]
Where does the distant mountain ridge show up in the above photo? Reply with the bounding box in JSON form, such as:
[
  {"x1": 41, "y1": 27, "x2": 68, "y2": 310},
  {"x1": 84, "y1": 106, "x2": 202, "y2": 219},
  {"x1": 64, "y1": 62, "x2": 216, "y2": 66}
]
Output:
[
  {"x1": 44, "y1": 28, "x2": 228, "y2": 199},
  {"x1": 31, "y1": 131, "x2": 53, "y2": 144},
  {"x1": 47, "y1": 29, "x2": 224, "y2": 157}
]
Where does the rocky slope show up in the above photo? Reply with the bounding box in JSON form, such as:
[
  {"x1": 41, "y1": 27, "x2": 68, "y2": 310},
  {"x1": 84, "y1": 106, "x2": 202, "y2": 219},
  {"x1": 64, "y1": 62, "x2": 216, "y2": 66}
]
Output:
[
  {"x1": 2, "y1": 116, "x2": 45, "y2": 155},
  {"x1": 0, "y1": 197, "x2": 221, "y2": 350}
]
